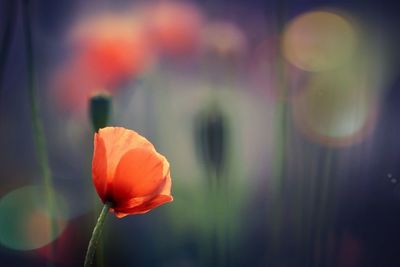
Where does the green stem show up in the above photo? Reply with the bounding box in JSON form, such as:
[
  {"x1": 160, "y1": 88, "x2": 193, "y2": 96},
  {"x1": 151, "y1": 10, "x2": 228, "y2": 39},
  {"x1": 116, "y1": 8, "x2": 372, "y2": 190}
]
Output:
[
  {"x1": 269, "y1": 0, "x2": 288, "y2": 257},
  {"x1": 84, "y1": 203, "x2": 111, "y2": 267},
  {"x1": 22, "y1": 0, "x2": 53, "y2": 188},
  {"x1": 22, "y1": 0, "x2": 57, "y2": 264}
]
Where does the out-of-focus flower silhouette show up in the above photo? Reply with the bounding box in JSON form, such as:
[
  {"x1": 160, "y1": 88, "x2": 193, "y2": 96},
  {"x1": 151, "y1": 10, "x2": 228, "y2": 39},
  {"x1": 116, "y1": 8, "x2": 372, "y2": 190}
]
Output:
[
  {"x1": 51, "y1": 13, "x2": 155, "y2": 113},
  {"x1": 70, "y1": 14, "x2": 155, "y2": 82},
  {"x1": 194, "y1": 103, "x2": 229, "y2": 180},
  {"x1": 201, "y1": 21, "x2": 247, "y2": 60},
  {"x1": 144, "y1": 1, "x2": 204, "y2": 56}
]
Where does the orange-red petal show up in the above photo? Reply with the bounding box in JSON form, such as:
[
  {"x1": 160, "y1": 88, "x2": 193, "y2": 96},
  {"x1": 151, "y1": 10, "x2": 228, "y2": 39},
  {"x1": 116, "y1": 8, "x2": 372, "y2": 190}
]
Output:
[
  {"x1": 111, "y1": 147, "x2": 167, "y2": 202},
  {"x1": 114, "y1": 195, "x2": 173, "y2": 218},
  {"x1": 113, "y1": 168, "x2": 173, "y2": 217},
  {"x1": 96, "y1": 127, "x2": 155, "y2": 180},
  {"x1": 92, "y1": 133, "x2": 108, "y2": 201}
]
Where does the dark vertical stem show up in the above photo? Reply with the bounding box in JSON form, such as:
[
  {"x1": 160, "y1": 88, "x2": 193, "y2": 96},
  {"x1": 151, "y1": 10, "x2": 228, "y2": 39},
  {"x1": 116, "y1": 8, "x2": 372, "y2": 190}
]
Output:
[{"x1": 0, "y1": 0, "x2": 17, "y2": 99}]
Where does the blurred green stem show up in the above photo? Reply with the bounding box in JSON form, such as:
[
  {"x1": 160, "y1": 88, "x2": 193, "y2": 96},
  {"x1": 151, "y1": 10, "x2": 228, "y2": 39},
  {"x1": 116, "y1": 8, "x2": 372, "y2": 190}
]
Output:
[
  {"x1": 268, "y1": 0, "x2": 288, "y2": 260},
  {"x1": 22, "y1": 0, "x2": 57, "y2": 264},
  {"x1": 84, "y1": 203, "x2": 110, "y2": 267},
  {"x1": 22, "y1": 0, "x2": 54, "y2": 196}
]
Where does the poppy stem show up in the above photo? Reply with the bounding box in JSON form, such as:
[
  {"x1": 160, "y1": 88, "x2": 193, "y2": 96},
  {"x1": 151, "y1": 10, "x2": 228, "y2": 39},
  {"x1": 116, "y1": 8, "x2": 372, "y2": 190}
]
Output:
[
  {"x1": 22, "y1": 0, "x2": 58, "y2": 265},
  {"x1": 22, "y1": 0, "x2": 55, "y2": 197},
  {"x1": 84, "y1": 203, "x2": 111, "y2": 267}
]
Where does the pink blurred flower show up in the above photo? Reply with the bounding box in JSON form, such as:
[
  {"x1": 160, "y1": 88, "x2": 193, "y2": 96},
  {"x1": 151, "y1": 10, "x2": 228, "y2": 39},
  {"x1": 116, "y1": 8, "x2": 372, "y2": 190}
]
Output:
[
  {"x1": 201, "y1": 21, "x2": 248, "y2": 59},
  {"x1": 144, "y1": 1, "x2": 204, "y2": 56}
]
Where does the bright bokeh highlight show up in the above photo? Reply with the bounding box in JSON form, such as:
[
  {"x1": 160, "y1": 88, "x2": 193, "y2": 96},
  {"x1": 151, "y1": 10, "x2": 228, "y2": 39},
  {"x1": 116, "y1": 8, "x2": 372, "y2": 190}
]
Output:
[
  {"x1": 291, "y1": 71, "x2": 377, "y2": 146},
  {"x1": 283, "y1": 11, "x2": 358, "y2": 72}
]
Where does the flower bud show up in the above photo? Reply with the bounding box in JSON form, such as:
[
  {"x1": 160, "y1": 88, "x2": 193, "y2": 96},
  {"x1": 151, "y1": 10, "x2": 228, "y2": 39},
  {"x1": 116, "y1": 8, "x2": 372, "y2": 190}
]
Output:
[
  {"x1": 89, "y1": 92, "x2": 111, "y2": 132},
  {"x1": 194, "y1": 103, "x2": 229, "y2": 179}
]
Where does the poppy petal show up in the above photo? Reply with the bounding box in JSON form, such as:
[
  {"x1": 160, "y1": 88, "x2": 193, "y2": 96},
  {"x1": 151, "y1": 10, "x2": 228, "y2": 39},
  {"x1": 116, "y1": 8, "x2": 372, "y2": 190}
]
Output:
[
  {"x1": 92, "y1": 126, "x2": 173, "y2": 217},
  {"x1": 92, "y1": 133, "x2": 108, "y2": 201},
  {"x1": 111, "y1": 147, "x2": 167, "y2": 203},
  {"x1": 112, "y1": 169, "x2": 173, "y2": 217},
  {"x1": 97, "y1": 127, "x2": 155, "y2": 181},
  {"x1": 114, "y1": 195, "x2": 173, "y2": 218},
  {"x1": 161, "y1": 169, "x2": 172, "y2": 195}
]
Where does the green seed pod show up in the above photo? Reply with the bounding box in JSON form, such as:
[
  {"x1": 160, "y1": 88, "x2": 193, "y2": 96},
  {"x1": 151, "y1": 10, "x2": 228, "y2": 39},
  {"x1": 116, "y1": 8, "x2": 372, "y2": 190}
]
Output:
[{"x1": 90, "y1": 92, "x2": 112, "y2": 132}]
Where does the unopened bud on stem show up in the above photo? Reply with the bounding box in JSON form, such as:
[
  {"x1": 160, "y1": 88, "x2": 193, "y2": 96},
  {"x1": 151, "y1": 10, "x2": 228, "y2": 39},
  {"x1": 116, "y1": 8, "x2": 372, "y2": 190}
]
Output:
[{"x1": 90, "y1": 92, "x2": 111, "y2": 132}]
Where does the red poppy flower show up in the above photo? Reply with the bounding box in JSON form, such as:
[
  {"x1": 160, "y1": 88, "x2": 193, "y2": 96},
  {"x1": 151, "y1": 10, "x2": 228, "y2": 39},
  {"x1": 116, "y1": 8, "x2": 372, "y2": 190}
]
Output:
[
  {"x1": 71, "y1": 14, "x2": 154, "y2": 81},
  {"x1": 51, "y1": 14, "x2": 155, "y2": 114},
  {"x1": 92, "y1": 127, "x2": 173, "y2": 218}
]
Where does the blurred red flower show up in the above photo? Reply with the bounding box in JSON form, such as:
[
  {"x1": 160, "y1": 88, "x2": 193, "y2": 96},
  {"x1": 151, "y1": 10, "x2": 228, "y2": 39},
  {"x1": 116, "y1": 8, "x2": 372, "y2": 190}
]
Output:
[
  {"x1": 72, "y1": 15, "x2": 154, "y2": 82},
  {"x1": 51, "y1": 14, "x2": 155, "y2": 113},
  {"x1": 92, "y1": 127, "x2": 173, "y2": 218}
]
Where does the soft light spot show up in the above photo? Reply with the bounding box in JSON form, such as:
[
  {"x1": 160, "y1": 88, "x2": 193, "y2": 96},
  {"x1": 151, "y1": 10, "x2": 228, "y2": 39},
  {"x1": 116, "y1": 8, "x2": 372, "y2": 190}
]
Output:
[
  {"x1": 291, "y1": 72, "x2": 377, "y2": 147},
  {"x1": 0, "y1": 186, "x2": 68, "y2": 250},
  {"x1": 283, "y1": 10, "x2": 358, "y2": 72}
]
